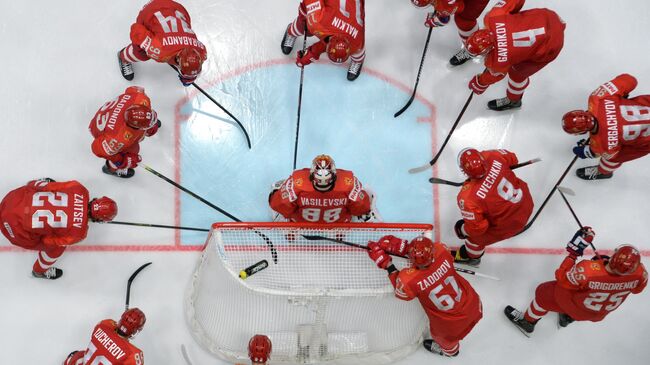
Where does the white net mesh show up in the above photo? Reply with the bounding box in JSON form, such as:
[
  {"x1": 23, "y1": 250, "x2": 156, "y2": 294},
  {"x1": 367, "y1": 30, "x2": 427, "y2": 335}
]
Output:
[{"x1": 185, "y1": 222, "x2": 432, "y2": 364}]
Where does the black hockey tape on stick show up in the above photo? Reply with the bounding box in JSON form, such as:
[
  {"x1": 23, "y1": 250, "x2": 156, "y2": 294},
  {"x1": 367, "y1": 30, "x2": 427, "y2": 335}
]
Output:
[
  {"x1": 301, "y1": 235, "x2": 499, "y2": 280},
  {"x1": 394, "y1": 27, "x2": 433, "y2": 118},
  {"x1": 168, "y1": 64, "x2": 251, "y2": 149},
  {"x1": 429, "y1": 158, "x2": 541, "y2": 186},
  {"x1": 126, "y1": 262, "x2": 152, "y2": 310},
  {"x1": 239, "y1": 260, "x2": 269, "y2": 279},
  {"x1": 142, "y1": 165, "x2": 278, "y2": 264}
]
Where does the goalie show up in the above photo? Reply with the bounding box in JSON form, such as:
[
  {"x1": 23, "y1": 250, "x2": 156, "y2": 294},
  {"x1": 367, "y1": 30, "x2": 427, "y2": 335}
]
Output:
[{"x1": 268, "y1": 154, "x2": 380, "y2": 223}]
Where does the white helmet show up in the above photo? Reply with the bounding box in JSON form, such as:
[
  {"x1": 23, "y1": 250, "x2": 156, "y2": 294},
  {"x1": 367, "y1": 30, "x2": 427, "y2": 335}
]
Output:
[{"x1": 310, "y1": 154, "x2": 337, "y2": 191}]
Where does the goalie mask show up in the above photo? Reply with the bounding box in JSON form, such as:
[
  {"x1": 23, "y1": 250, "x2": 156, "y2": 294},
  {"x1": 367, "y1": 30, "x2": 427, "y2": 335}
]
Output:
[
  {"x1": 310, "y1": 154, "x2": 337, "y2": 191},
  {"x1": 248, "y1": 334, "x2": 272, "y2": 364}
]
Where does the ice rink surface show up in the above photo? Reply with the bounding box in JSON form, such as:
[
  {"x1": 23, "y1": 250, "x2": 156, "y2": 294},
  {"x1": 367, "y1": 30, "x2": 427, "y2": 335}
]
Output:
[{"x1": 1, "y1": 0, "x2": 649, "y2": 364}]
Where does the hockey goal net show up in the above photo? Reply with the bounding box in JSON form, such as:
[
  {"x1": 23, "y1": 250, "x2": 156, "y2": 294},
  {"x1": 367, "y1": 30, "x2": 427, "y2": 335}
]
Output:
[{"x1": 185, "y1": 222, "x2": 432, "y2": 364}]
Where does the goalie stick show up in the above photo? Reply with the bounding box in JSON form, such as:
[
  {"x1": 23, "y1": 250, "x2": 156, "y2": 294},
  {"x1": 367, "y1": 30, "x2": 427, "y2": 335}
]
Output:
[
  {"x1": 143, "y1": 165, "x2": 279, "y2": 264},
  {"x1": 556, "y1": 186, "x2": 603, "y2": 259},
  {"x1": 408, "y1": 91, "x2": 475, "y2": 174},
  {"x1": 301, "y1": 234, "x2": 499, "y2": 280},
  {"x1": 126, "y1": 262, "x2": 152, "y2": 310},
  {"x1": 429, "y1": 158, "x2": 541, "y2": 186},
  {"x1": 168, "y1": 64, "x2": 251, "y2": 149},
  {"x1": 394, "y1": 27, "x2": 433, "y2": 118}
]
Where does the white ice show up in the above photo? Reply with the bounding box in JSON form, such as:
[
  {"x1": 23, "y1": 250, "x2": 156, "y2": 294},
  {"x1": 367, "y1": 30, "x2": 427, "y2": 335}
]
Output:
[{"x1": 1, "y1": 0, "x2": 649, "y2": 364}]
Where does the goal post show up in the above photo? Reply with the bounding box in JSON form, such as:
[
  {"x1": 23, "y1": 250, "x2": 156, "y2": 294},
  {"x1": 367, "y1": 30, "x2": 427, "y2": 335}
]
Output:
[{"x1": 185, "y1": 222, "x2": 432, "y2": 364}]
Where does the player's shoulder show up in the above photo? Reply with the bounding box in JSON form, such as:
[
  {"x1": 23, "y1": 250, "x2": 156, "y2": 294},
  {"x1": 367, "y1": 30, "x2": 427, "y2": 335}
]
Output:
[
  {"x1": 124, "y1": 86, "x2": 152, "y2": 107},
  {"x1": 577, "y1": 259, "x2": 608, "y2": 278},
  {"x1": 290, "y1": 169, "x2": 312, "y2": 192},
  {"x1": 397, "y1": 267, "x2": 419, "y2": 285}
]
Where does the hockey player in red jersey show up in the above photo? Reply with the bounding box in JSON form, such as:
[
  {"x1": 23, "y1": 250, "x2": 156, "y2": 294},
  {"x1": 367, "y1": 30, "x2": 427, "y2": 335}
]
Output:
[
  {"x1": 280, "y1": 0, "x2": 366, "y2": 81},
  {"x1": 562, "y1": 74, "x2": 650, "y2": 180},
  {"x1": 505, "y1": 227, "x2": 647, "y2": 336},
  {"x1": 0, "y1": 179, "x2": 117, "y2": 280},
  {"x1": 465, "y1": 0, "x2": 565, "y2": 110},
  {"x1": 410, "y1": 0, "x2": 490, "y2": 66},
  {"x1": 63, "y1": 308, "x2": 146, "y2": 365},
  {"x1": 89, "y1": 86, "x2": 161, "y2": 178},
  {"x1": 368, "y1": 235, "x2": 482, "y2": 357},
  {"x1": 268, "y1": 155, "x2": 373, "y2": 223},
  {"x1": 453, "y1": 148, "x2": 533, "y2": 266},
  {"x1": 118, "y1": 0, "x2": 207, "y2": 86},
  {"x1": 247, "y1": 334, "x2": 272, "y2": 365}
]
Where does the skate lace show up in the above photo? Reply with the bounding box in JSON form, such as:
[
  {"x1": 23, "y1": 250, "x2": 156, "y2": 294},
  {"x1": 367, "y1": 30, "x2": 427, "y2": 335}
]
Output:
[
  {"x1": 510, "y1": 308, "x2": 525, "y2": 321},
  {"x1": 120, "y1": 59, "x2": 133, "y2": 74},
  {"x1": 585, "y1": 166, "x2": 599, "y2": 179},
  {"x1": 496, "y1": 97, "x2": 512, "y2": 108},
  {"x1": 116, "y1": 168, "x2": 130, "y2": 177},
  {"x1": 44, "y1": 267, "x2": 57, "y2": 279},
  {"x1": 348, "y1": 61, "x2": 362, "y2": 75},
  {"x1": 455, "y1": 48, "x2": 471, "y2": 60},
  {"x1": 283, "y1": 32, "x2": 297, "y2": 47}
]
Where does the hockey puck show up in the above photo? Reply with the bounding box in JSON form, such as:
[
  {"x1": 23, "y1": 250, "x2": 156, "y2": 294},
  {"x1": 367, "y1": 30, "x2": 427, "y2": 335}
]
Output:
[{"x1": 239, "y1": 260, "x2": 269, "y2": 279}]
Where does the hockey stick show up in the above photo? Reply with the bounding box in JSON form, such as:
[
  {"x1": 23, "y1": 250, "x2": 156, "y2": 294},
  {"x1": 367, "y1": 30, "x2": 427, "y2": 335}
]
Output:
[
  {"x1": 181, "y1": 344, "x2": 193, "y2": 365},
  {"x1": 293, "y1": 29, "x2": 309, "y2": 169},
  {"x1": 301, "y1": 234, "x2": 499, "y2": 280},
  {"x1": 126, "y1": 262, "x2": 152, "y2": 310},
  {"x1": 556, "y1": 186, "x2": 602, "y2": 259},
  {"x1": 106, "y1": 221, "x2": 209, "y2": 232},
  {"x1": 429, "y1": 158, "x2": 541, "y2": 186},
  {"x1": 142, "y1": 165, "x2": 278, "y2": 263},
  {"x1": 169, "y1": 64, "x2": 252, "y2": 149},
  {"x1": 408, "y1": 91, "x2": 474, "y2": 174},
  {"x1": 517, "y1": 154, "x2": 582, "y2": 234},
  {"x1": 394, "y1": 27, "x2": 433, "y2": 118}
]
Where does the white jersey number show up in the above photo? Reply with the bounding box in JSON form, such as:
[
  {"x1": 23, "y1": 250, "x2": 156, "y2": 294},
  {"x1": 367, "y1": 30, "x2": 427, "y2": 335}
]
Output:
[
  {"x1": 31, "y1": 192, "x2": 69, "y2": 229},
  {"x1": 154, "y1": 10, "x2": 193, "y2": 34},
  {"x1": 583, "y1": 291, "x2": 631, "y2": 312},
  {"x1": 497, "y1": 178, "x2": 523, "y2": 203},
  {"x1": 301, "y1": 208, "x2": 342, "y2": 223},
  {"x1": 619, "y1": 105, "x2": 650, "y2": 141},
  {"x1": 512, "y1": 27, "x2": 546, "y2": 47},
  {"x1": 428, "y1": 276, "x2": 463, "y2": 311},
  {"x1": 94, "y1": 97, "x2": 119, "y2": 132},
  {"x1": 84, "y1": 343, "x2": 112, "y2": 365}
]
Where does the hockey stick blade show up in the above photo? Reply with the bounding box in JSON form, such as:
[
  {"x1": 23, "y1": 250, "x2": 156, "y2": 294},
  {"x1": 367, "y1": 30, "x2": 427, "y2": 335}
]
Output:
[
  {"x1": 394, "y1": 27, "x2": 433, "y2": 118},
  {"x1": 126, "y1": 262, "x2": 152, "y2": 310},
  {"x1": 428, "y1": 177, "x2": 463, "y2": 187},
  {"x1": 408, "y1": 163, "x2": 434, "y2": 174},
  {"x1": 454, "y1": 267, "x2": 500, "y2": 281},
  {"x1": 181, "y1": 344, "x2": 193, "y2": 365},
  {"x1": 556, "y1": 186, "x2": 576, "y2": 196}
]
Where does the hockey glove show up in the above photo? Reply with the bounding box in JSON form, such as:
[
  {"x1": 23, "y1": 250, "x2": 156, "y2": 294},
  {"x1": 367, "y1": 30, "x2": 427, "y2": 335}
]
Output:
[
  {"x1": 572, "y1": 139, "x2": 595, "y2": 159},
  {"x1": 368, "y1": 242, "x2": 393, "y2": 269},
  {"x1": 454, "y1": 219, "x2": 468, "y2": 239},
  {"x1": 566, "y1": 226, "x2": 595, "y2": 258},
  {"x1": 296, "y1": 48, "x2": 320, "y2": 67},
  {"x1": 145, "y1": 120, "x2": 161, "y2": 137},
  {"x1": 115, "y1": 152, "x2": 142, "y2": 170},
  {"x1": 425, "y1": 12, "x2": 451, "y2": 28},
  {"x1": 469, "y1": 75, "x2": 488, "y2": 95},
  {"x1": 377, "y1": 235, "x2": 408, "y2": 256}
]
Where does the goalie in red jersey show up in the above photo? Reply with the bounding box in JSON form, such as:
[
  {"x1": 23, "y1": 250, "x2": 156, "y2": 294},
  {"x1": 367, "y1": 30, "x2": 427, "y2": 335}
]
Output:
[
  {"x1": 89, "y1": 86, "x2": 161, "y2": 179},
  {"x1": 0, "y1": 179, "x2": 117, "y2": 280},
  {"x1": 505, "y1": 227, "x2": 647, "y2": 336},
  {"x1": 410, "y1": 0, "x2": 490, "y2": 66},
  {"x1": 465, "y1": 0, "x2": 565, "y2": 110},
  {"x1": 453, "y1": 148, "x2": 533, "y2": 266},
  {"x1": 64, "y1": 308, "x2": 146, "y2": 365},
  {"x1": 268, "y1": 155, "x2": 376, "y2": 223},
  {"x1": 118, "y1": 0, "x2": 208, "y2": 86},
  {"x1": 367, "y1": 235, "x2": 482, "y2": 357},
  {"x1": 280, "y1": 0, "x2": 366, "y2": 81},
  {"x1": 247, "y1": 334, "x2": 272, "y2": 365},
  {"x1": 562, "y1": 73, "x2": 650, "y2": 180}
]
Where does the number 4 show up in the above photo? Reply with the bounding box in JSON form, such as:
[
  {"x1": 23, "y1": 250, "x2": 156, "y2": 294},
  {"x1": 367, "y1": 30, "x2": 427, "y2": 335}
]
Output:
[{"x1": 512, "y1": 27, "x2": 545, "y2": 47}]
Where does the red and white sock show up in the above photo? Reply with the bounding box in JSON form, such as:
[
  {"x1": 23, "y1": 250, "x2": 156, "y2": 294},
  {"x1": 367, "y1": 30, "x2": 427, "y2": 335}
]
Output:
[
  {"x1": 598, "y1": 157, "x2": 620, "y2": 175},
  {"x1": 524, "y1": 298, "x2": 547, "y2": 323},
  {"x1": 506, "y1": 76, "x2": 529, "y2": 101},
  {"x1": 33, "y1": 250, "x2": 63, "y2": 274},
  {"x1": 351, "y1": 48, "x2": 366, "y2": 63},
  {"x1": 458, "y1": 24, "x2": 478, "y2": 43},
  {"x1": 464, "y1": 240, "x2": 484, "y2": 259}
]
